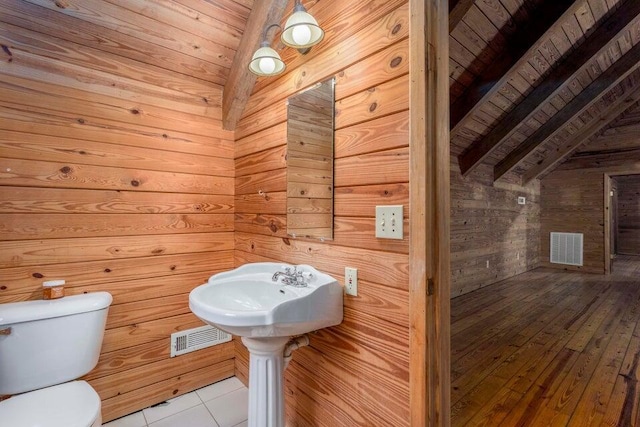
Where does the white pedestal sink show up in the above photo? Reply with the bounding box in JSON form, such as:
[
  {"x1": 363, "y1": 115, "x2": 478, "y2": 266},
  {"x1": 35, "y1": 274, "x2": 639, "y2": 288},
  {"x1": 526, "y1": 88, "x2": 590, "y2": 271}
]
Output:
[{"x1": 189, "y1": 263, "x2": 343, "y2": 427}]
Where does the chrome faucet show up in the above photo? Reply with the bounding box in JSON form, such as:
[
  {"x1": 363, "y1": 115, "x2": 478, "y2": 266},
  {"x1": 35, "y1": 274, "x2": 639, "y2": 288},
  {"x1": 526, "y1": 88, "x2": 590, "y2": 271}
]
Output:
[{"x1": 272, "y1": 266, "x2": 311, "y2": 287}]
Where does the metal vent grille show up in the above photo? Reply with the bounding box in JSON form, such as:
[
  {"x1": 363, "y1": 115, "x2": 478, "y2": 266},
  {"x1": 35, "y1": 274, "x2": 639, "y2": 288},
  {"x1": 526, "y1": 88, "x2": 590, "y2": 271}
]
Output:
[
  {"x1": 550, "y1": 232, "x2": 583, "y2": 266},
  {"x1": 170, "y1": 325, "x2": 231, "y2": 357}
]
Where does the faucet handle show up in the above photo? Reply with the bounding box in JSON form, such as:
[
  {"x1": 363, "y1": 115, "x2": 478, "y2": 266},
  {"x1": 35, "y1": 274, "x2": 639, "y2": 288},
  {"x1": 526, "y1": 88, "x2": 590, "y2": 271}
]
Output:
[{"x1": 301, "y1": 272, "x2": 313, "y2": 282}]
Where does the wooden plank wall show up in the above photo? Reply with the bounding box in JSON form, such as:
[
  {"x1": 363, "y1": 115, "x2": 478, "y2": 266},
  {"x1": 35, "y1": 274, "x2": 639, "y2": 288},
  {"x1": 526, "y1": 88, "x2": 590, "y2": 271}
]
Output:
[
  {"x1": 540, "y1": 137, "x2": 640, "y2": 272},
  {"x1": 450, "y1": 158, "x2": 541, "y2": 297},
  {"x1": 540, "y1": 170, "x2": 606, "y2": 273},
  {"x1": 234, "y1": 1, "x2": 411, "y2": 425},
  {"x1": 616, "y1": 174, "x2": 640, "y2": 255},
  {"x1": 0, "y1": 19, "x2": 236, "y2": 423}
]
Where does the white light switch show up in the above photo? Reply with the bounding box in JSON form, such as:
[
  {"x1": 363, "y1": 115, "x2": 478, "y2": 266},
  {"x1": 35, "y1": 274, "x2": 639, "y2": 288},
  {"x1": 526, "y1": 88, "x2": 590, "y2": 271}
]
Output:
[{"x1": 375, "y1": 205, "x2": 403, "y2": 239}]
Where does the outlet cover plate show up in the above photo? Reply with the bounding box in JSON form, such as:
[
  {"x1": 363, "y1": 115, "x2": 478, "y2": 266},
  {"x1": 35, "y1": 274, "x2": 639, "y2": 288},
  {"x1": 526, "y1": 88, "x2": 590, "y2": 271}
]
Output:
[
  {"x1": 345, "y1": 267, "x2": 358, "y2": 296},
  {"x1": 375, "y1": 205, "x2": 403, "y2": 239}
]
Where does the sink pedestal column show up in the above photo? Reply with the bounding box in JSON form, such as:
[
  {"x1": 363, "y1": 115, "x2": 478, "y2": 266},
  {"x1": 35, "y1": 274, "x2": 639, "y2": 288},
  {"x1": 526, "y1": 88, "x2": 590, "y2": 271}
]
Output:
[{"x1": 241, "y1": 336, "x2": 290, "y2": 427}]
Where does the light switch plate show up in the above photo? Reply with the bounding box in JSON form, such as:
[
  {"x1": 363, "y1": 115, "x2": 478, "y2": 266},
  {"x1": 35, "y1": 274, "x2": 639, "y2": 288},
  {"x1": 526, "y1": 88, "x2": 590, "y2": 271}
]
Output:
[
  {"x1": 375, "y1": 205, "x2": 403, "y2": 239},
  {"x1": 517, "y1": 196, "x2": 526, "y2": 205}
]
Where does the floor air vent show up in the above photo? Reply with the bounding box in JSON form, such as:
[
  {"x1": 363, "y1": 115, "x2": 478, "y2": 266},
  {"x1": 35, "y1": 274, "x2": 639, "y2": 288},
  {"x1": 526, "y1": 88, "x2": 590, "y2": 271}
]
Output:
[
  {"x1": 170, "y1": 325, "x2": 231, "y2": 357},
  {"x1": 550, "y1": 232, "x2": 583, "y2": 266}
]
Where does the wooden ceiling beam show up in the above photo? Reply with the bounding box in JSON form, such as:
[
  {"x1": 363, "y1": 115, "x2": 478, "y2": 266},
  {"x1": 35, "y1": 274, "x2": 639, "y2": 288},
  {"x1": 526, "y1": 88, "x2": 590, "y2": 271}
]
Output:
[
  {"x1": 494, "y1": 42, "x2": 640, "y2": 181},
  {"x1": 449, "y1": 0, "x2": 475, "y2": 32},
  {"x1": 451, "y1": 0, "x2": 577, "y2": 135},
  {"x1": 457, "y1": 0, "x2": 640, "y2": 177},
  {"x1": 553, "y1": 144, "x2": 640, "y2": 172},
  {"x1": 222, "y1": 0, "x2": 288, "y2": 131},
  {"x1": 522, "y1": 86, "x2": 640, "y2": 184}
]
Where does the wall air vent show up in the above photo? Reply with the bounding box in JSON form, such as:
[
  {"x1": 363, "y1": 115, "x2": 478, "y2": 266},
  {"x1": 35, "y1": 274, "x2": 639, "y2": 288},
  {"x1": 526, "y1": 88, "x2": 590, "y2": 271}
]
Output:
[
  {"x1": 170, "y1": 325, "x2": 231, "y2": 357},
  {"x1": 550, "y1": 232, "x2": 583, "y2": 266}
]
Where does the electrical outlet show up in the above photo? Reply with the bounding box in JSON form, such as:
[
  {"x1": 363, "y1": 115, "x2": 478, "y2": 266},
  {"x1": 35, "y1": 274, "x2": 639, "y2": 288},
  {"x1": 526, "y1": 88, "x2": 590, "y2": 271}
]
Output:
[
  {"x1": 518, "y1": 196, "x2": 526, "y2": 205},
  {"x1": 345, "y1": 267, "x2": 358, "y2": 296}
]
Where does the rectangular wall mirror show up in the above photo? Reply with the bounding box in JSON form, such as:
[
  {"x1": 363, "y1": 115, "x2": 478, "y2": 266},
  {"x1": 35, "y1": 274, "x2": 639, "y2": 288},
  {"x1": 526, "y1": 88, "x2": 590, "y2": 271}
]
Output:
[{"x1": 286, "y1": 78, "x2": 335, "y2": 240}]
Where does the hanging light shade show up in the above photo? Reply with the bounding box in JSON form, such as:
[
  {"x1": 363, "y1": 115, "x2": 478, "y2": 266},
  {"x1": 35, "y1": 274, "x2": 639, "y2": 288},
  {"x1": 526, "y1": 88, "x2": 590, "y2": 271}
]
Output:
[
  {"x1": 249, "y1": 40, "x2": 285, "y2": 77},
  {"x1": 281, "y1": 0, "x2": 324, "y2": 51}
]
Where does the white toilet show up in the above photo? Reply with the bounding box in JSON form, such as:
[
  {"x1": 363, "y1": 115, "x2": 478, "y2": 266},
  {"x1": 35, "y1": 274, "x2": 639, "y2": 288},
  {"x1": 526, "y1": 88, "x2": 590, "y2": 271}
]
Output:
[{"x1": 0, "y1": 292, "x2": 112, "y2": 427}]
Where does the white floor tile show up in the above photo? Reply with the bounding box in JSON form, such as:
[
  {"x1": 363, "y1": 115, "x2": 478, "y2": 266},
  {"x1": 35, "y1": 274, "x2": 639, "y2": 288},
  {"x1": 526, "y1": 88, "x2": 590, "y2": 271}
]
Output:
[
  {"x1": 143, "y1": 392, "x2": 202, "y2": 424},
  {"x1": 205, "y1": 388, "x2": 249, "y2": 427},
  {"x1": 196, "y1": 377, "x2": 245, "y2": 402},
  {"x1": 102, "y1": 410, "x2": 147, "y2": 427},
  {"x1": 149, "y1": 405, "x2": 218, "y2": 427}
]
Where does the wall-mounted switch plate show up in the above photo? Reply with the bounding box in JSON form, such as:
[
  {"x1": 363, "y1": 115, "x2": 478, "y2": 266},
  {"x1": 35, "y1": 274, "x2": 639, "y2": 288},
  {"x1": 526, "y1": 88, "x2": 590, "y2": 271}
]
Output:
[
  {"x1": 345, "y1": 267, "x2": 358, "y2": 296},
  {"x1": 518, "y1": 196, "x2": 526, "y2": 205},
  {"x1": 375, "y1": 205, "x2": 403, "y2": 239}
]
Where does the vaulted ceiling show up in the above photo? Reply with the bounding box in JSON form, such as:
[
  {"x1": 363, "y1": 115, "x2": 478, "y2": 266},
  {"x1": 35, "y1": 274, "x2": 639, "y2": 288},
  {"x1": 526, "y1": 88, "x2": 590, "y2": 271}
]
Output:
[
  {"x1": 1, "y1": 0, "x2": 252, "y2": 86},
  {"x1": 450, "y1": 0, "x2": 640, "y2": 183},
  {"x1": 2, "y1": 0, "x2": 638, "y2": 182},
  {"x1": 0, "y1": 0, "x2": 256, "y2": 134}
]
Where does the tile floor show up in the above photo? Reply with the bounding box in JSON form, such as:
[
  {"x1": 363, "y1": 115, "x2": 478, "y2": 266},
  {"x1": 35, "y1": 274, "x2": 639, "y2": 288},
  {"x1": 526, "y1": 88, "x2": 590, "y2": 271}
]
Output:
[{"x1": 102, "y1": 377, "x2": 248, "y2": 427}]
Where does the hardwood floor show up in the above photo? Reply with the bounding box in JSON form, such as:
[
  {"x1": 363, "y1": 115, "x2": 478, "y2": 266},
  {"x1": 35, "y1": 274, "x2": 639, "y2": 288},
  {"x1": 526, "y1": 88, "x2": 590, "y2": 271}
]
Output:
[{"x1": 451, "y1": 256, "x2": 640, "y2": 426}]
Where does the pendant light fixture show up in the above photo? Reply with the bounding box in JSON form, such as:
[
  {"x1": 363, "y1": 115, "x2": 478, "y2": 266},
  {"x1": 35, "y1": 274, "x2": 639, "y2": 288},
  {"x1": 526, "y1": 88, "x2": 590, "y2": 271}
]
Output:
[
  {"x1": 248, "y1": 24, "x2": 286, "y2": 77},
  {"x1": 248, "y1": 1, "x2": 324, "y2": 77},
  {"x1": 281, "y1": 0, "x2": 324, "y2": 53}
]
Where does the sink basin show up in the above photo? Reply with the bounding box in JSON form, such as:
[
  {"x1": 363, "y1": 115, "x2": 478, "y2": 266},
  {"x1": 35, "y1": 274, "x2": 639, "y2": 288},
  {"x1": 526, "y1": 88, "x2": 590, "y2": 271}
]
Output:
[
  {"x1": 189, "y1": 262, "x2": 343, "y2": 337},
  {"x1": 190, "y1": 262, "x2": 343, "y2": 427}
]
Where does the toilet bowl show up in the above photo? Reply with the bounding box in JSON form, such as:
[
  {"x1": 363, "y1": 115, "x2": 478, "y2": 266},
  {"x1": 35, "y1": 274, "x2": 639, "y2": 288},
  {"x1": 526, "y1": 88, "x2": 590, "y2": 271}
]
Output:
[{"x1": 0, "y1": 292, "x2": 112, "y2": 427}]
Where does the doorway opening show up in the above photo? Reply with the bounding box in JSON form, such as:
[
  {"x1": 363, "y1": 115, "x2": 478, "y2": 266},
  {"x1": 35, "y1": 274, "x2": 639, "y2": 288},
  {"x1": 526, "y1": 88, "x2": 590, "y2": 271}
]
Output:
[{"x1": 605, "y1": 173, "x2": 640, "y2": 274}]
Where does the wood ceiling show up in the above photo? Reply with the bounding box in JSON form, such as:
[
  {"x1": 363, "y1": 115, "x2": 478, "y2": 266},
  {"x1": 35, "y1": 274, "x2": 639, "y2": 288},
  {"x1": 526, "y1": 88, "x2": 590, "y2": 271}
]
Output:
[
  {"x1": 553, "y1": 100, "x2": 640, "y2": 172},
  {"x1": 0, "y1": 0, "x2": 253, "y2": 86},
  {"x1": 1, "y1": 0, "x2": 638, "y2": 180},
  {"x1": 0, "y1": 0, "x2": 255, "y2": 133},
  {"x1": 450, "y1": 0, "x2": 640, "y2": 183}
]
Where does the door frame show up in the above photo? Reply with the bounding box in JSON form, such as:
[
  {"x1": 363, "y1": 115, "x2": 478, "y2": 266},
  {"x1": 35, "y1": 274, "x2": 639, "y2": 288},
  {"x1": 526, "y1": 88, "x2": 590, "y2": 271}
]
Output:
[
  {"x1": 604, "y1": 174, "x2": 613, "y2": 274},
  {"x1": 409, "y1": 0, "x2": 451, "y2": 425},
  {"x1": 605, "y1": 172, "x2": 640, "y2": 272}
]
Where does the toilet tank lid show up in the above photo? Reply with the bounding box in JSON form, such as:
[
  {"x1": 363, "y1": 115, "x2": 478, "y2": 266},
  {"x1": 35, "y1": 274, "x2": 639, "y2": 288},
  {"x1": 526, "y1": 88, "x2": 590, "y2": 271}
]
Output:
[{"x1": 0, "y1": 292, "x2": 112, "y2": 326}]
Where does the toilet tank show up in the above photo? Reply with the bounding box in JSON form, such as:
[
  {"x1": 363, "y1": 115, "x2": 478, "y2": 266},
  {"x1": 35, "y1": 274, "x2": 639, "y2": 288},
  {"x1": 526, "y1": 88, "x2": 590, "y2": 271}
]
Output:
[{"x1": 0, "y1": 292, "x2": 112, "y2": 395}]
